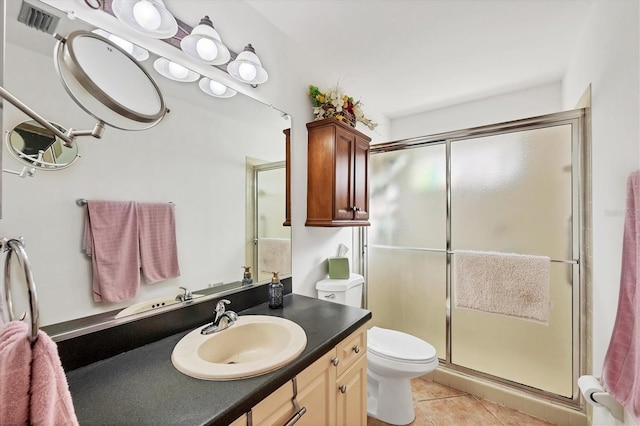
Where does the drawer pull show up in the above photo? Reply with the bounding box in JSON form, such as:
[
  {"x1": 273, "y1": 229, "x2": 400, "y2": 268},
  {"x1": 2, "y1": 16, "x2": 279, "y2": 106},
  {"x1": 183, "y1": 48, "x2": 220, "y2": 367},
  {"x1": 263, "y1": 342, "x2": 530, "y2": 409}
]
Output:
[
  {"x1": 331, "y1": 357, "x2": 339, "y2": 366},
  {"x1": 352, "y1": 345, "x2": 361, "y2": 354},
  {"x1": 339, "y1": 385, "x2": 347, "y2": 394}
]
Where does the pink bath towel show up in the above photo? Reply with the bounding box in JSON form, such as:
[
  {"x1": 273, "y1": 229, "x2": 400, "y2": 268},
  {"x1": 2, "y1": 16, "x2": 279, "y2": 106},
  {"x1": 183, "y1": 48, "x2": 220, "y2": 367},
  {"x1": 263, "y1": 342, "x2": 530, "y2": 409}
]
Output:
[
  {"x1": 0, "y1": 321, "x2": 31, "y2": 425},
  {"x1": 30, "y1": 328, "x2": 79, "y2": 426},
  {"x1": 602, "y1": 170, "x2": 640, "y2": 417},
  {"x1": 83, "y1": 200, "x2": 140, "y2": 302},
  {"x1": 137, "y1": 203, "x2": 180, "y2": 283}
]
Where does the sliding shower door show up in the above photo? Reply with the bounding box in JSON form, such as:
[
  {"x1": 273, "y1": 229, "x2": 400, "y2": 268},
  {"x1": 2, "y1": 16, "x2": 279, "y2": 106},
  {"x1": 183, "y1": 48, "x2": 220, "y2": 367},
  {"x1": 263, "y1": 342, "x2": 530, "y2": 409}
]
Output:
[
  {"x1": 449, "y1": 124, "x2": 576, "y2": 397},
  {"x1": 368, "y1": 144, "x2": 448, "y2": 358},
  {"x1": 366, "y1": 110, "x2": 583, "y2": 402}
]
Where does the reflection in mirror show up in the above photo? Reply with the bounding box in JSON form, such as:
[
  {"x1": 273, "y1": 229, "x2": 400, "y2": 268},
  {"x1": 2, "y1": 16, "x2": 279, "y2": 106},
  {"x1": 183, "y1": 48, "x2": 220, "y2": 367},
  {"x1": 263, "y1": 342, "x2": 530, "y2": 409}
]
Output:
[
  {"x1": 7, "y1": 120, "x2": 80, "y2": 170},
  {"x1": 2, "y1": 0, "x2": 291, "y2": 332}
]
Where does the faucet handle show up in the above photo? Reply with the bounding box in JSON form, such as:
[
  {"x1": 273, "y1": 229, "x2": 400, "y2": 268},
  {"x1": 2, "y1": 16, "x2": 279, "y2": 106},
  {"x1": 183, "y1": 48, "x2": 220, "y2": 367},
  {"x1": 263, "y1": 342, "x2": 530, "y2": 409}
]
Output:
[
  {"x1": 215, "y1": 299, "x2": 231, "y2": 313},
  {"x1": 176, "y1": 286, "x2": 192, "y2": 302}
]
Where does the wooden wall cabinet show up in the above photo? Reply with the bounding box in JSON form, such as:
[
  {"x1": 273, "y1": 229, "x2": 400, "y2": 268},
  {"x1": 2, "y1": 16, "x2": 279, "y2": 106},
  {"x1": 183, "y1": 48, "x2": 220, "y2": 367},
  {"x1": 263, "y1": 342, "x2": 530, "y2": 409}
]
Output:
[
  {"x1": 247, "y1": 323, "x2": 368, "y2": 426},
  {"x1": 306, "y1": 118, "x2": 371, "y2": 227}
]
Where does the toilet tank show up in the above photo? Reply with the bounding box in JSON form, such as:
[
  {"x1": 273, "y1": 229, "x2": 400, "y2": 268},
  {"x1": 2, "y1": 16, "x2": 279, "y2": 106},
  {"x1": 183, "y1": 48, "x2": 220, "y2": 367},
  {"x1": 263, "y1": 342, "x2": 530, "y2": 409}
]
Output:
[{"x1": 316, "y1": 273, "x2": 364, "y2": 308}]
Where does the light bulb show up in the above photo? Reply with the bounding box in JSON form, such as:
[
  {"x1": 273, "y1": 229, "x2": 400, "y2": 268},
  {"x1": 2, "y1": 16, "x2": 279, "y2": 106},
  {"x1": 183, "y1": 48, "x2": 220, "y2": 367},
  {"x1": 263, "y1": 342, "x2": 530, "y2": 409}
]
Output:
[
  {"x1": 208, "y1": 80, "x2": 226, "y2": 96},
  {"x1": 133, "y1": 0, "x2": 161, "y2": 31},
  {"x1": 108, "y1": 35, "x2": 134, "y2": 55},
  {"x1": 195, "y1": 38, "x2": 218, "y2": 61},
  {"x1": 238, "y1": 62, "x2": 257, "y2": 82},
  {"x1": 168, "y1": 62, "x2": 189, "y2": 79}
]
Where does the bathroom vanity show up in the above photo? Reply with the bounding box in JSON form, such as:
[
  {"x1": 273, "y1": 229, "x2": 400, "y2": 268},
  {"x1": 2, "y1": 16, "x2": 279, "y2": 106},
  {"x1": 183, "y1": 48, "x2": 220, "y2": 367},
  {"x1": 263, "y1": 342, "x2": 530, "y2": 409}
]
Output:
[{"x1": 63, "y1": 294, "x2": 371, "y2": 425}]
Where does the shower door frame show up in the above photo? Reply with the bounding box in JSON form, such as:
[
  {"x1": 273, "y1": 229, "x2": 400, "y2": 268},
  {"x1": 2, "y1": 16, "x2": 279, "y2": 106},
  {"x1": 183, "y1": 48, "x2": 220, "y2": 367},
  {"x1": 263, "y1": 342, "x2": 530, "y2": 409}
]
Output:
[{"x1": 361, "y1": 109, "x2": 586, "y2": 407}]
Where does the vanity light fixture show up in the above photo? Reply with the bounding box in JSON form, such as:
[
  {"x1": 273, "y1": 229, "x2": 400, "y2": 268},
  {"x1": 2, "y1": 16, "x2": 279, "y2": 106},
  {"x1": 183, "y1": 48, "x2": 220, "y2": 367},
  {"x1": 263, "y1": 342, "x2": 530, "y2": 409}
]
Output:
[
  {"x1": 111, "y1": 0, "x2": 178, "y2": 39},
  {"x1": 92, "y1": 29, "x2": 149, "y2": 61},
  {"x1": 180, "y1": 16, "x2": 230, "y2": 65},
  {"x1": 227, "y1": 44, "x2": 268, "y2": 86},
  {"x1": 153, "y1": 57, "x2": 200, "y2": 82},
  {"x1": 198, "y1": 77, "x2": 237, "y2": 99}
]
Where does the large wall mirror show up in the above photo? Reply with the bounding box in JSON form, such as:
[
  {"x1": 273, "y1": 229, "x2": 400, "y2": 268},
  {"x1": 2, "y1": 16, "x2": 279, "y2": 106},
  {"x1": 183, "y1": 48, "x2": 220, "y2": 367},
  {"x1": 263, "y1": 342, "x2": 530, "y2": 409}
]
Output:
[{"x1": 2, "y1": 1, "x2": 291, "y2": 328}]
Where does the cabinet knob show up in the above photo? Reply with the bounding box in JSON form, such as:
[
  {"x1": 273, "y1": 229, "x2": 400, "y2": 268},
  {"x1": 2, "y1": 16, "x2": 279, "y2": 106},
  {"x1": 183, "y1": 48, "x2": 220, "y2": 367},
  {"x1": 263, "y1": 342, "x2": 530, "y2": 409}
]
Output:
[
  {"x1": 352, "y1": 345, "x2": 361, "y2": 354},
  {"x1": 339, "y1": 385, "x2": 347, "y2": 394},
  {"x1": 331, "y1": 357, "x2": 339, "y2": 366},
  {"x1": 351, "y1": 206, "x2": 361, "y2": 212}
]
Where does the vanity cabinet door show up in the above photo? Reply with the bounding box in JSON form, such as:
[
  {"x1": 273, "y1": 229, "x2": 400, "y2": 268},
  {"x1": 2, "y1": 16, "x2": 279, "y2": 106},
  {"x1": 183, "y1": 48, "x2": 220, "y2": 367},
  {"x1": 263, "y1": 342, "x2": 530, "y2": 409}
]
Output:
[
  {"x1": 228, "y1": 414, "x2": 247, "y2": 426},
  {"x1": 336, "y1": 355, "x2": 368, "y2": 426},
  {"x1": 251, "y1": 380, "x2": 298, "y2": 425},
  {"x1": 296, "y1": 350, "x2": 337, "y2": 425}
]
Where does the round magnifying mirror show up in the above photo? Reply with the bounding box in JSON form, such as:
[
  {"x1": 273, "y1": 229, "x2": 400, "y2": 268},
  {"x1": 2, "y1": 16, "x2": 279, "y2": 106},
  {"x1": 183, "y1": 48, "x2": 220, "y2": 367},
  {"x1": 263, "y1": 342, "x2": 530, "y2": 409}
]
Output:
[
  {"x1": 54, "y1": 31, "x2": 167, "y2": 131},
  {"x1": 7, "y1": 120, "x2": 80, "y2": 170}
]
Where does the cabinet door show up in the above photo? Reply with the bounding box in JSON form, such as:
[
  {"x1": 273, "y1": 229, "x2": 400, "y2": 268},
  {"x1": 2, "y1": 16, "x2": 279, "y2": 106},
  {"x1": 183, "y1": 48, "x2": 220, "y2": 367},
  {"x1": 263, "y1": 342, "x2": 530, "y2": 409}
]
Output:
[
  {"x1": 296, "y1": 350, "x2": 337, "y2": 425},
  {"x1": 228, "y1": 413, "x2": 247, "y2": 426},
  {"x1": 352, "y1": 137, "x2": 369, "y2": 221},
  {"x1": 336, "y1": 355, "x2": 368, "y2": 426},
  {"x1": 251, "y1": 380, "x2": 297, "y2": 425},
  {"x1": 334, "y1": 127, "x2": 355, "y2": 220}
]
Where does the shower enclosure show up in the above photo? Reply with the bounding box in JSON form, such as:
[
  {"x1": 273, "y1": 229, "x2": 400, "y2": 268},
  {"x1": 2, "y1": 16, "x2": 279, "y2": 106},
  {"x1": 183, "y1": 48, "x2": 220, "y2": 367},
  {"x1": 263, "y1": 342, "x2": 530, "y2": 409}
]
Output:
[
  {"x1": 251, "y1": 161, "x2": 291, "y2": 282},
  {"x1": 364, "y1": 110, "x2": 584, "y2": 405}
]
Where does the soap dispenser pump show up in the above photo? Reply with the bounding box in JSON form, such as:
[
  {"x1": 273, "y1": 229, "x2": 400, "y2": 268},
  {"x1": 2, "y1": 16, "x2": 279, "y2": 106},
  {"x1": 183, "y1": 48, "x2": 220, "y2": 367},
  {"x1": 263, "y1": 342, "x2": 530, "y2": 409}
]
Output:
[
  {"x1": 241, "y1": 266, "x2": 253, "y2": 285},
  {"x1": 268, "y1": 272, "x2": 283, "y2": 309}
]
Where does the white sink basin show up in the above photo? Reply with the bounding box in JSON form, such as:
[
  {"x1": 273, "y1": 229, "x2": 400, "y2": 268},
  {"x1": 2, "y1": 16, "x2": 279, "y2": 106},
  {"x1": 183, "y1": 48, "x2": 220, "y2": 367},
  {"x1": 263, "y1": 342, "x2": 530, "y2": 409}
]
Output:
[
  {"x1": 171, "y1": 315, "x2": 307, "y2": 380},
  {"x1": 115, "y1": 294, "x2": 204, "y2": 319}
]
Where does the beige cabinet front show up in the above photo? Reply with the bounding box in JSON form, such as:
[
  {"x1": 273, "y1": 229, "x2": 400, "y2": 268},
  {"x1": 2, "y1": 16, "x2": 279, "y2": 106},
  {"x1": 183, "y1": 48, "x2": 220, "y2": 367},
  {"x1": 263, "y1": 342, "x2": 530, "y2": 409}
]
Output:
[{"x1": 249, "y1": 323, "x2": 368, "y2": 426}]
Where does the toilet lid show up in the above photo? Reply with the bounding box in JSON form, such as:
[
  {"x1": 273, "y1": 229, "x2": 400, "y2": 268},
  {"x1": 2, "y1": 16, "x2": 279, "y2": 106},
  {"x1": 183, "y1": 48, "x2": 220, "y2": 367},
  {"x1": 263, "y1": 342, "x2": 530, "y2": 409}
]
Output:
[{"x1": 367, "y1": 327, "x2": 437, "y2": 363}]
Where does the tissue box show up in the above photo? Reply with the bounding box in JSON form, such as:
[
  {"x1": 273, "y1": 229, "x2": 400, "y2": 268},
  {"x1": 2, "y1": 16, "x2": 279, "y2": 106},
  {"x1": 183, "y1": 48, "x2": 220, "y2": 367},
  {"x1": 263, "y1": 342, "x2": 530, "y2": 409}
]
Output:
[{"x1": 328, "y1": 257, "x2": 350, "y2": 279}]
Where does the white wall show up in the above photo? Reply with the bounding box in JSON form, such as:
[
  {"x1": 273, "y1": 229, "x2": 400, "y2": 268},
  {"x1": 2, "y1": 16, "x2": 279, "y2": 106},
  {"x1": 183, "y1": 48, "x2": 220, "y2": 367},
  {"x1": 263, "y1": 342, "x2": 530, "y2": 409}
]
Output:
[
  {"x1": 1, "y1": 0, "x2": 391, "y2": 322},
  {"x1": 563, "y1": 1, "x2": 640, "y2": 424},
  {"x1": 390, "y1": 81, "x2": 562, "y2": 140}
]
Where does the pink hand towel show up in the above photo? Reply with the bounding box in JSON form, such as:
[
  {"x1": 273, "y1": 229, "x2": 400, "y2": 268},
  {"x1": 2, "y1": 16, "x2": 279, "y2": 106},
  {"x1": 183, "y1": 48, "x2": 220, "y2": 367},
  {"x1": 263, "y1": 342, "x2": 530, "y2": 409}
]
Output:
[
  {"x1": 0, "y1": 321, "x2": 31, "y2": 425},
  {"x1": 83, "y1": 200, "x2": 140, "y2": 302},
  {"x1": 602, "y1": 170, "x2": 640, "y2": 418},
  {"x1": 137, "y1": 202, "x2": 180, "y2": 284},
  {"x1": 30, "y1": 329, "x2": 79, "y2": 426}
]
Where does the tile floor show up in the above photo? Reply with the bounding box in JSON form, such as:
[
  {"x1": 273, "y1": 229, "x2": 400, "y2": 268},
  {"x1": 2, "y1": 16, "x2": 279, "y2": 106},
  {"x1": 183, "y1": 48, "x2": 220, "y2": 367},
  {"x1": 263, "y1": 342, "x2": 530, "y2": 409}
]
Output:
[{"x1": 367, "y1": 377, "x2": 556, "y2": 426}]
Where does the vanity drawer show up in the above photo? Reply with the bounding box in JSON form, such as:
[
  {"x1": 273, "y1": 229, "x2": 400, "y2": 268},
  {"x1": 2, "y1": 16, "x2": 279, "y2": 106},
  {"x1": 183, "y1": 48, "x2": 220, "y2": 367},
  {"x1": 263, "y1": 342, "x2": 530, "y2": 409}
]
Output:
[{"x1": 335, "y1": 324, "x2": 367, "y2": 376}]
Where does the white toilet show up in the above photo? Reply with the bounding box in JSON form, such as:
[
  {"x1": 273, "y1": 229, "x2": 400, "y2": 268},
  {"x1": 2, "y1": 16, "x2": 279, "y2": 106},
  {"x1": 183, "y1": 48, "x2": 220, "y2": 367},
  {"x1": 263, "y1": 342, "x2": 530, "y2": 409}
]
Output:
[{"x1": 316, "y1": 273, "x2": 438, "y2": 426}]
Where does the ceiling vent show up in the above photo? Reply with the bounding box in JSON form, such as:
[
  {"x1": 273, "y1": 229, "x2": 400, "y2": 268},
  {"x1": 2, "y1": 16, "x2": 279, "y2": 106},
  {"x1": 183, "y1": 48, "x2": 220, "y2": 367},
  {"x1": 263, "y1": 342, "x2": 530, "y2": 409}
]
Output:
[{"x1": 17, "y1": 1, "x2": 61, "y2": 34}]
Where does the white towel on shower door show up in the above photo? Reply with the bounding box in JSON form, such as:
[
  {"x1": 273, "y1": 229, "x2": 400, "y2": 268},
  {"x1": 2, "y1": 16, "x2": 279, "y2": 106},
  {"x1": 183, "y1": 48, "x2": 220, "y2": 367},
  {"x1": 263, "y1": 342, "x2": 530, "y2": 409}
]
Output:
[{"x1": 453, "y1": 250, "x2": 551, "y2": 324}]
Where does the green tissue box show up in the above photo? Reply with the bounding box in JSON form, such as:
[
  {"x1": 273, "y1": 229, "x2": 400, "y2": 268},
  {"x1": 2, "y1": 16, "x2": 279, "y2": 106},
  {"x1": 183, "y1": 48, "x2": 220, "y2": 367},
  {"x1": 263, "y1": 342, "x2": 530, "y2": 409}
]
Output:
[{"x1": 328, "y1": 257, "x2": 350, "y2": 279}]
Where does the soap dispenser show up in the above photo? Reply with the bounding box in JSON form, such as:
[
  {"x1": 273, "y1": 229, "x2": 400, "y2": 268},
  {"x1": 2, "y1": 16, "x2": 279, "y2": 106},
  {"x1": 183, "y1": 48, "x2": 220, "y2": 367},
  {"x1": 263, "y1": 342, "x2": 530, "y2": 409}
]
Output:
[
  {"x1": 268, "y1": 272, "x2": 283, "y2": 309},
  {"x1": 241, "y1": 266, "x2": 253, "y2": 285}
]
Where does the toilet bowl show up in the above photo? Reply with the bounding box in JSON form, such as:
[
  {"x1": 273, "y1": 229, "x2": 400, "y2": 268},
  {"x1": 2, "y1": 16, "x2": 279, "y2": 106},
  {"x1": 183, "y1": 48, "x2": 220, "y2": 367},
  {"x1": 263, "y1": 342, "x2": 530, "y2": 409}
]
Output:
[
  {"x1": 367, "y1": 326, "x2": 438, "y2": 425},
  {"x1": 316, "y1": 274, "x2": 438, "y2": 426}
]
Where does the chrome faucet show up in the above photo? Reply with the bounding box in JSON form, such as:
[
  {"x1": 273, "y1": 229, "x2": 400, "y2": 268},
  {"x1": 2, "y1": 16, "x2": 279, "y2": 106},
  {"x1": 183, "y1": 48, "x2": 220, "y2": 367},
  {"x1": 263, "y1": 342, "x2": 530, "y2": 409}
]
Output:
[
  {"x1": 175, "y1": 286, "x2": 193, "y2": 302},
  {"x1": 201, "y1": 299, "x2": 238, "y2": 335}
]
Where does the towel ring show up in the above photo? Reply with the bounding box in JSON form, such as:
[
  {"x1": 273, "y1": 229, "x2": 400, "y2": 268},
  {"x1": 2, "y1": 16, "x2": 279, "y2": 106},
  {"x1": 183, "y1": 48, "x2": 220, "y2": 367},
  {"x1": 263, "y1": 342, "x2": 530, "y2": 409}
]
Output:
[{"x1": 3, "y1": 238, "x2": 39, "y2": 344}]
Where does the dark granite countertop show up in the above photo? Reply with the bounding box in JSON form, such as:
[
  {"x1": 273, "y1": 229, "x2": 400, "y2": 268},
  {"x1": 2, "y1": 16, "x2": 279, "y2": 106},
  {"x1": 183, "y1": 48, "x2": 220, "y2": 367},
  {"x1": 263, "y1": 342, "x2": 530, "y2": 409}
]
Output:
[{"x1": 66, "y1": 294, "x2": 371, "y2": 425}]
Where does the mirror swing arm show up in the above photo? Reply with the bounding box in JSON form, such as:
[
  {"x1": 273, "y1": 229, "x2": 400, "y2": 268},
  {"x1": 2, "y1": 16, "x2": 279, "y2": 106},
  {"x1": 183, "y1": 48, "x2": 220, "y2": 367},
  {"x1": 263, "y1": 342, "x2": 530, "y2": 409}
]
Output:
[
  {"x1": 0, "y1": 86, "x2": 105, "y2": 149},
  {"x1": 0, "y1": 86, "x2": 104, "y2": 177}
]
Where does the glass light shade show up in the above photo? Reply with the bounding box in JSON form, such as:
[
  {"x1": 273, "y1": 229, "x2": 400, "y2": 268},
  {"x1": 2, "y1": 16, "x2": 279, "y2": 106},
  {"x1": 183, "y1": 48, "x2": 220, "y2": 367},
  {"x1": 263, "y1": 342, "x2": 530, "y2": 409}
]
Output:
[
  {"x1": 133, "y1": 0, "x2": 161, "y2": 30},
  {"x1": 198, "y1": 77, "x2": 237, "y2": 98},
  {"x1": 180, "y1": 16, "x2": 231, "y2": 65},
  {"x1": 153, "y1": 57, "x2": 199, "y2": 82},
  {"x1": 91, "y1": 29, "x2": 149, "y2": 62},
  {"x1": 112, "y1": 0, "x2": 178, "y2": 39},
  {"x1": 227, "y1": 44, "x2": 268, "y2": 85}
]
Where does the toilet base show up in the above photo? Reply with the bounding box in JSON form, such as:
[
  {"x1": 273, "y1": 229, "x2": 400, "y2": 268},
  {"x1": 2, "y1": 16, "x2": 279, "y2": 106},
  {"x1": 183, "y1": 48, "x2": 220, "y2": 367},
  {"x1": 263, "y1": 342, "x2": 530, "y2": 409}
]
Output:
[{"x1": 367, "y1": 369, "x2": 415, "y2": 426}]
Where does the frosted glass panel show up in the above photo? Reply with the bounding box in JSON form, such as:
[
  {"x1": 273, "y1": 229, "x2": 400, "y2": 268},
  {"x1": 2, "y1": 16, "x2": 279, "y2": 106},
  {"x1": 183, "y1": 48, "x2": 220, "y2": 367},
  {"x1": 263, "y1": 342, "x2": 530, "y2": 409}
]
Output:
[
  {"x1": 451, "y1": 263, "x2": 574, "y2": 397},
  {"x1": 450, "y1": 125, "x2": 573, "y2": 259},
  {"x1": 370, "y1": 145, "x2": 446, "y2": 248},
  {"x1": 368, "y1": 249, "x2": 446, "y2": 358}
]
